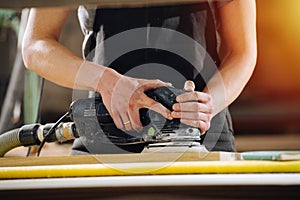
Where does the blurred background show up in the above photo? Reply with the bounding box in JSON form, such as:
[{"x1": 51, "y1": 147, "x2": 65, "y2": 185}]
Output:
[{"x1": 0, "y1": 0, "x2": 300, "y2": 155}]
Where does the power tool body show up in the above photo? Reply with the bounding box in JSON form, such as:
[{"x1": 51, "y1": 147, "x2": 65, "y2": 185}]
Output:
[
  {"x1": 70, "y1": 86, "x2": 201, "y2": 149},
  {"x1": 0, "y1": 86, "x2": 204, "y2": 157}
]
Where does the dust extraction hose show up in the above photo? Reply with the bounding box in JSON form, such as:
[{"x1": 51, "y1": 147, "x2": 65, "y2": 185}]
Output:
[
  {"x1": 0, "y1": 123, "x2": 78, "y2": 157},
  {"x1": 0, "y1": 128, "x2": 21, "y2": 157}
]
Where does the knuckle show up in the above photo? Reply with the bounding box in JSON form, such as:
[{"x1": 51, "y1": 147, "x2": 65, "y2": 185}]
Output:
[
  {"x1": 188, "y1": 80, "x2": 195, "y2": 86},
  {"x1": 195, "y1": 103, "x2": 202, "y2": 111},
  {"x1": 155, "y1": 79, "x2": 163, "y2": 84},
  {"x1": 128, "y1": 100, "x2": 134, "y2": 108},
  {"x1": 204, "y1": 114, "x2": 210, "y2": 122},
  {"x1": 196, "y1": 120, "x2": 203, "y2": 128},
  {"x1": 197, "y1": 120, "x2": 209, "y2": 132},
  {"x1": 194, "y1": 92, "x2": 200, "y2": 100},
  {"x1": 206, "y1": 94, "x2": 212, "y2": 101},
  {"x1": 196, "y1": 113, "x2": 202, "y2": 119},
  {"x1": 207, "y1": 104, "x2": 213, "y2": 113}
]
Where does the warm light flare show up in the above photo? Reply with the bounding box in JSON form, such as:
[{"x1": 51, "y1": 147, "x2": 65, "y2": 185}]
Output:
[{"x1": 249, "y1": 0, "x2": 300, "y2": 98}]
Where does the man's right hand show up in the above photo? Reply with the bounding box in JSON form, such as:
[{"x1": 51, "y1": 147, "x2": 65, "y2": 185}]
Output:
[{"x1": 98, "y1": 68, "x2": 173, "y2": 133}]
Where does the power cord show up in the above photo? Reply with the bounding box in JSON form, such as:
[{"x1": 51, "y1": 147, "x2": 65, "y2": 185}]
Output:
[{"x1": 36, "y1": 111, "x2": 70, "y2": 157}]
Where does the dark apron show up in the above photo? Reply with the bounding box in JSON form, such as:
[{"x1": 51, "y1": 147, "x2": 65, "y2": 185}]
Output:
[{"x1": 72, "y1": 1, "x2": 236, "y2": 154}]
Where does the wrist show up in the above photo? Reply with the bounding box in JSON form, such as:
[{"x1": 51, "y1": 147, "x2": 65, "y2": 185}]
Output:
[{"x1": 97, "y1": 67, "x2": 122, "y2": 95}]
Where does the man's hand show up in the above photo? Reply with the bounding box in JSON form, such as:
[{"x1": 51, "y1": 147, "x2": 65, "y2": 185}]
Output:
[
  {"x1": 99, "y1": 68, "x2": 173, "y2": 133},
  {"x1": 171, "y1": 80, "x2": 213, "y2": 135}
]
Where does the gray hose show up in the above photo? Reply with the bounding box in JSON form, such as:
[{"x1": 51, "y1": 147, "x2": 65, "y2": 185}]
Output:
[{"x1": 0, "y1": 128, "x2": 21, "y2": 157}]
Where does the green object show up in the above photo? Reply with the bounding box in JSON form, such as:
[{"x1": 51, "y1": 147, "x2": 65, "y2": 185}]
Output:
[
  {"x1": 23, "y1": 70, "x2": 40, "y2": 124},
  {"x1": 241, "y1": 151, "x2": 300, "y2": 161},
  {"x1": 147, "y1": 127, "x2": 155, "y2": 136},
  {"x1": 0, "y1": 9, "x2": 19, "y2": 34}
]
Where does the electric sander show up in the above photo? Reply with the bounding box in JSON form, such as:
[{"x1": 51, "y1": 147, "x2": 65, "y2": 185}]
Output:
[
  {"x1": 0, "y1": 86, "x2": 207, "y2": 157},
  {"x1": 70, "y1": 86, "x2": 207, "y2": 153}
]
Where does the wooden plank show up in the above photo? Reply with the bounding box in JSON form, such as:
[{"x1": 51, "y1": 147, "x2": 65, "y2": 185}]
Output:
[
  {"x1": 0, "y1": 151, "x2": 242, "y2": 167},
  {"x1": 0, "y1": 0, "x2": 205, "y2": 9},
  {"x1": 1, "y1": 160, "x2": 300, "y2": 179}
]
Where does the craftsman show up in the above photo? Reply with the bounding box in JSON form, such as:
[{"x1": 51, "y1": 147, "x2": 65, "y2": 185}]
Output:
[{"x1": 22, "y1": 0, "x2": 257, "y2": 154}]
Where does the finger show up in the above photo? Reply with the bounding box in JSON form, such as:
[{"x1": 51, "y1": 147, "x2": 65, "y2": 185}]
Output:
[
  {"x1": 172, "y1": 102, "x2": 213, "y2": 113},
  {"x1": 112, "y1": 112, "x2": 126, "y2": 131},
  {"x1": 171, "y1": 111, "x2": 211, "y2": 123},
  {"x1": 184, "y1": 80, "x2": 195, "y2": 92},
  {"x1": 130, "y1": 120, "x2": 143, "y2": 133},
  {"x1": 121, "y1": 113, "x2": 133, "y2": 132},
  {"x1": 128, "y1": 108, "x2": 143, "y2": 132},
  {"x1": 140, "y1": 95, "x2": 173, "y2": 120},
  {"x1": 180, "y1": 119, "x2": 210, "y2": 135},
  {"x1": 176, "y1": 91, "x2": 211, "y2": 103}
]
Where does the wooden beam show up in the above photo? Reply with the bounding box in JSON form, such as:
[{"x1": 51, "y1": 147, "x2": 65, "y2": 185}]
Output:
[
  {"x1": 1, "y1": 159, "x2": 300, "y2": 179},
  {"x1": 0, "y1": 151, "x2": 242, "y2": 167}
]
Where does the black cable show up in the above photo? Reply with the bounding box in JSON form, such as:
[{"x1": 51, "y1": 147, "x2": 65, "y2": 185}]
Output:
[
  {"x1": 25, "y1": 145, "x2": 32, "y2": 157},
  {"x1": 26, "y1": 77, "x2": 45, "y2": 157},
  {"x1": 36, "y1": 111, "x2": 70, "y2": 157}
]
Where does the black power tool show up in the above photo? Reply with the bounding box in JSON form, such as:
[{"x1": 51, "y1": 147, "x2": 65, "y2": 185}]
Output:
[
  {"x1": 0, "y1": 86, "x2": 204, "y2": 157},
  {"x1": 69, "y1": 86, "x2": 201, "y2": 149}
]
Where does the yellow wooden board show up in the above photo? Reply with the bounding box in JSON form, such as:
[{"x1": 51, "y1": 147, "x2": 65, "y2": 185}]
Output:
[
  {"x1": 0, "y1": 152, "x2": 300, "y2": 179},
  {"x1": 1, "y1": 160, "x2": 300, "y2": 179}
]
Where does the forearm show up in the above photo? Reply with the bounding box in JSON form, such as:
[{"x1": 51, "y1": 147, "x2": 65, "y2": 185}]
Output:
[
  {"x1": 22, "y1": 7, "x2": 121, "y2": 93},
  {"x1": 203, "y1": 51, "x2": 256, "y2": 116},
  {"x1": 203, "y1": 0, "x2": 257, "y2": 117},
  {"x1": 23, "y1": 38, "x2": 104, "y2": 91}
]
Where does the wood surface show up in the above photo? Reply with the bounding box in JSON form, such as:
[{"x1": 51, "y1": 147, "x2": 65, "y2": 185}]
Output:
[
  {"x1": 0, "y1": 151, "x2": 241, "y2": 167},
  {"x1": 1, "y1": 151, "x2": 300, "y2": 179},
  {"x1": 1, "y1": 160, "x2": 300, "y2": 179}
]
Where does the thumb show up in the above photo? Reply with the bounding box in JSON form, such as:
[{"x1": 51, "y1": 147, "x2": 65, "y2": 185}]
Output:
[
  {"x1": 184, "y1": 80, "x2": 195, "y2": 92},
  {"x1": 142, "y1": 79, "x2": 172, "y2": 91},
  {"x1": 140, "y1": 94, "x2": 173, "y2": 120}
]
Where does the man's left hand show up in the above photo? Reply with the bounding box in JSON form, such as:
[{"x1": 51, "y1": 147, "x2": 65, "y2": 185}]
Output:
[{"x1": 171, "y1": 80, "x2": 213, "y2": 135}]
